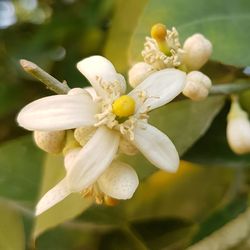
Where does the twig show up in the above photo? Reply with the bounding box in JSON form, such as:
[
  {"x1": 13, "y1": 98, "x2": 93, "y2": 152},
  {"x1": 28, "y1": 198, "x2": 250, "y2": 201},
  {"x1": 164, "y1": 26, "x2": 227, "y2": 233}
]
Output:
[
  {"x1": 20, "y1": 59, "x2": 70, "y2": 94},
  {"x1": 210, "y1": 82, "x2": 250, "y2": 95}
]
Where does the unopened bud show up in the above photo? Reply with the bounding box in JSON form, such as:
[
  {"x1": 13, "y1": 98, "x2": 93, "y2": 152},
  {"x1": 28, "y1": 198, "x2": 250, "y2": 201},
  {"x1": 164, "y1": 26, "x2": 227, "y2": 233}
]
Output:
[
  {"x1": 182, "y1": 71, "x2": 212, "y2": 101},
  {"x1": 183, "y1": 34, "x2": 212, "y2": 70},
  {"x1": 119, "y1": 137, "x2": 138, "y2": 155},
  {"x1": 63, "y1": 130, "x2": 80, "y2": 155},
  {"x1": 227, "y1": 98, "x2": 250, "y2": 154},
  {"x1": 128, "y1": 62, "x2": 155, "y2": 88},
  {"x1": 74, "y1": 127, "x2": 96, "y2": 146},
  {"x1": 34, "y1": 131, "x2": 65, "y2": 154}
]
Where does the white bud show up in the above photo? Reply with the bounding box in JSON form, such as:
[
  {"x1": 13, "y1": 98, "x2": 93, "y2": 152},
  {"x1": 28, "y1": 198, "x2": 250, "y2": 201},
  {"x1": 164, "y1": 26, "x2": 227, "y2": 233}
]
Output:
[
  {"x1": 183, "y1": 33, "x2": 212, "y2": 70},
  {"x1": 128, "y1": 62, "x2": 155, "y2": 88},
  {"x1": 182, "y1": 71, "x2": 212, "y2": 101},
  {"x1": 227, "y1": 100, "x2": 250, "y2": 154},
  {"x1": 34, "y1": 131, "x2": 65, "y2": 154},
  {"x1": 68, "y1": 87, "x2": 101, "y2": 102},
  {"x1": 119, "y1": 137, "x2": 138, "y2": 156},
  {"x1": 74, "y1": 127, "x2": 96, "y2": 146}
]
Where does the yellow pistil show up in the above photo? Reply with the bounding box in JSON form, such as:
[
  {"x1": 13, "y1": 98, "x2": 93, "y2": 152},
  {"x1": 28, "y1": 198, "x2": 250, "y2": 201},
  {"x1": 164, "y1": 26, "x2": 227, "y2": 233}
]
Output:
[
  {"x1": 151, "y1": 23, "x2": 171, "y2": 56},
  {"x1": 112, "y1": 95, "x2": 135, "y2": 118}
]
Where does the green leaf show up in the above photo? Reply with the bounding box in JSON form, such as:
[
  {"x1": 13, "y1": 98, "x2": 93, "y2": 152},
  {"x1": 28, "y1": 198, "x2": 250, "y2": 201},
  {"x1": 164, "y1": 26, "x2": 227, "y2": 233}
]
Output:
[
  {"x1": 99, "y1": 228, "x2": 148, "y2": 250},
  {"x1": 121, "y1": 96, "x2": 225, "y2": 179},
  {"x1": 192, "y1": 195, "x2": 248, "y2": 244},
  {"x1": 0, "y1": 135, "x2": 43, "y2": 204},
  {"x1": 184, "y1": 103, "x2": 250, "y2": 167},
  {"x1": 0, "y1": 201, "x2": 25, "y2": 250},
  {"x1": 33, "y1": 154, "x2": 92, "y2": 238},
  {"x1": 131, "y1": 217, "x2": 196, "y2": 250},
  {"x1": 36, "y1": 225, "x2": 99, "y2": 250},
  {"x1": 129, "y1": 0, "x2": 250, "y2": 67},
  {"x1": 104, "y1": 0, "x2": 148, "y2": 72},
  {"x1": 124, "y1": 162, "x2": 235, "y2": 222}
]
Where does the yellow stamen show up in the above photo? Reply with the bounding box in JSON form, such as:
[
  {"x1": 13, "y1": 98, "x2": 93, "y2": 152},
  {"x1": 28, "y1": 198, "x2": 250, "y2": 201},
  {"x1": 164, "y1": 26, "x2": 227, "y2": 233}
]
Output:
[
  {"x1": 104, "y1": 195, "x2": 119, "y2": 206},
  {"x1": 112, "y1": 95, "x2": 135, "y2": 118},
  {"x1": 151, "y1": 23, "x2": 171, "y2": 56}
]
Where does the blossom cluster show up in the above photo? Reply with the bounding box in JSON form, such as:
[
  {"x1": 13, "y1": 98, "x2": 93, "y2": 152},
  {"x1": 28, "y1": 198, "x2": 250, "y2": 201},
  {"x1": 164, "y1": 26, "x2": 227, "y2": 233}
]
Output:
[
  {"x1": 17, "y1": 23, "x2": 216, "y2": 215},
  {"x1": 129, "y1": 23, "x2": 213, "y2": 101}
]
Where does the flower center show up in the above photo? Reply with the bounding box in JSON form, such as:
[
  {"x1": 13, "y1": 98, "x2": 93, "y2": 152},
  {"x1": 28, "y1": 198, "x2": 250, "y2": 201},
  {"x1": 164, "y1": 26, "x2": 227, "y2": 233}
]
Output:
[{"x1": 112, "y1": 95, "x2": 135, "y2": 118}]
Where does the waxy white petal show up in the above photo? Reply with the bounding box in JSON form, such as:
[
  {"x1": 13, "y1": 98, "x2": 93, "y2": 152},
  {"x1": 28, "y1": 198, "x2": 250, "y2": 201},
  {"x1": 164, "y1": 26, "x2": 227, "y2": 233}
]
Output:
[
  {"x1": 36, "y1": 179, "x2": 70, "y2": 215},
  {"x1": 132, "y1": 122, "x2": 179, "y2": 172},
  {"x1": 77, "y1": 56, "x2": 123, "y2": 98},
  {"x1": 66, "y1": 126, "x2": 120, "y2": 192},
  {"x1": 98, "y1": 161, "x2": 139, "y2": 200},
  {"x1": 129, "y1": 69, "x2": 186, "y2": 113},
  {"x1": 64, "y1": 148, "x2": 82, "y2": 172},
  {"x1": 17, "y1": 94, "x2": 98, "y2": 131}
]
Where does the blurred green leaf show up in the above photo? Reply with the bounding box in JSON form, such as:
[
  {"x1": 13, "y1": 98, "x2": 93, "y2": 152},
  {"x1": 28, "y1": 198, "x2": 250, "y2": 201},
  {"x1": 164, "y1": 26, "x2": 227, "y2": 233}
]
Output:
[
  {"x1": 129, "y1": 0, "x2": 250, "y2": 67},
  {"x1": 184, "y1": 103, "x2": 250, "y2": 167},
  {"x1": 99, "y1": 228, "x2": 148, "y2": 250},
  {"x1": 104, "y1": 0, "x2": 148, "y2": 72},
  {"x1": 35, "y1": 225, "x2": 99, "y2": 250},
  {"x1": 192, "y1": 195, "x2": 248, "y2": 244},
  {"x1": 121, "y1": 96, "x2": 225, "y2": 179},
  {"x1": 131, "y1": 217, "x2": 196, "y2": 250},
  {"x1": 33, "y1": 154, "x2": 92, "y2": 238},
  {"x1": 0, "y1": 135, "x2": 43, "y2": 204},
  {"x1": 125, "y1": 162, "x2": 235, "y2": 221},
  {"x1": 0, "y1": 201, "x2": 25, "y2": 250}
]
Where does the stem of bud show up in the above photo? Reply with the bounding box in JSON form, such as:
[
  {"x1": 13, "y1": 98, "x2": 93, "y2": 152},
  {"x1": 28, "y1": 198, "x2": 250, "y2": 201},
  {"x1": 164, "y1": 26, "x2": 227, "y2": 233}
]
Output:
[{"x1": 20, "y1": 59, "x2": 70, "y2": 94}]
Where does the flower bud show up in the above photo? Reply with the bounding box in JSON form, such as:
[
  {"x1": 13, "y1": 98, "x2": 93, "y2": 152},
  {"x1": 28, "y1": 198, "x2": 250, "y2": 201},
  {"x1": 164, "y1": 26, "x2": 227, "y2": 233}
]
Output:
[
  {"x1": 63, "y1": 130, "x2": 80, "y2": 155},
  {"x1": 34, "y1": 131, "x2": 65, "y2": 154},
  {"x1": 74, "y1": 126, "x2": 96, "y2": 146},
  {"x1": 182, "y1": 71, "x2": 212, "y2": 101},
  {"x1": 119, "y1": 137, "x2": 138, "y2": 156},
  {"x1": 128, "y1": 62, "x2": 155, "y2": 88},
  {"x1": 183, "y1": 33, "x2": 212, "y2": 70},
  {"x1": 227, "y1": 99, "x2": 250, "y2": 154}
]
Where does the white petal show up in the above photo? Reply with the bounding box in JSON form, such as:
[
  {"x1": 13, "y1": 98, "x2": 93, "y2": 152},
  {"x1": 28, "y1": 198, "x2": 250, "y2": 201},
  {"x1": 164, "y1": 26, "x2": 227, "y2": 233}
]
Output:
[
  {"x1": 17, "y1": 94, "x2": 98, "y2": 131},
  {"x1": 66, "y1": 126, "x2": 120, "y2": 192},
  {"x1": 64, "y1": 147, "x2": 82, "y2": 172},
  {"x1": 116, "y1": 73, "x2": 126, "y2": 94},
  {"x1": 129, "y1": 69, "x2": 186, "y2": 113},
  {"x1": 132, "y1": 122, "x2": 179, "y2": 172},
  {"x1": 77, "y1": 56, "x2": 123, "y2": 98},
  {"x1": 35, "y1": 179, "x2": 71, "y2": 215},
  {"x1": 68, "y1": 88, "x2": 88, "y2": 96},
  {"x1": 98, "y1": 161, "x2": 139, "y2": 200}
]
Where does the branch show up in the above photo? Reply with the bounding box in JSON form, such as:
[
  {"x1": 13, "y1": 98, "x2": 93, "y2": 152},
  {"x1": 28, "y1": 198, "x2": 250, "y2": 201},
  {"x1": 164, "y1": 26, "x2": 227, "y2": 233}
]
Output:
[{"x1": 210, "y1": 82, "x2": 250, "y2": 95}]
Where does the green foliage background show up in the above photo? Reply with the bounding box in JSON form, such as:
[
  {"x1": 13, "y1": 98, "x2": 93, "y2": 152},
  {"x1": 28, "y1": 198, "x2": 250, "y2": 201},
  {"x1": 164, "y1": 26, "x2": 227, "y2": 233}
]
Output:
[{"x1": 0, "y1": 0, "x2": 250, "y2": 249}]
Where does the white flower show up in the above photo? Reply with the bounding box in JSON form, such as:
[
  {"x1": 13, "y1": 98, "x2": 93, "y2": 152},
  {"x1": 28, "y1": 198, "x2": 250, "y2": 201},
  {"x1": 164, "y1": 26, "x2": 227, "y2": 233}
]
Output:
[
  {"x1": 128, "y1": 24, "x2": 212, "y2": 101},
  {"x1": 17, "y1": 55, "x2": 186, "y2": 215},
  {"x1": 66, "y1": 148, "x2": 139, "y2": 203},
  {"x1": 141, "y1": 25, "x2": 184, "y2": 70},
  {"x1": 227, "y1": 98, "x2": 250, "y2": 154}
]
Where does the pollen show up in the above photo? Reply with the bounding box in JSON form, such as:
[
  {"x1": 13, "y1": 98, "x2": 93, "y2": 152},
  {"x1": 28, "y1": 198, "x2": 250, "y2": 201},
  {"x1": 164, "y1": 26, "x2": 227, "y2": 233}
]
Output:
[
  {"x1": 112, "y1": 95, "x2": 135, "y2": 117},
  {"x1": 151, "y1": 23, "x2": 167, "y2": 42}
]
